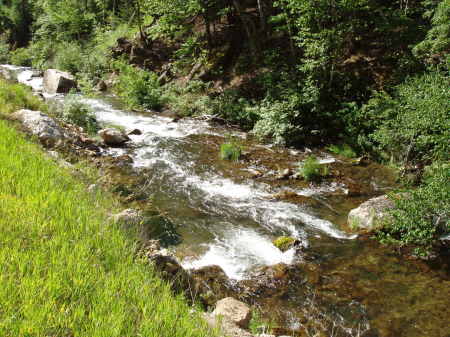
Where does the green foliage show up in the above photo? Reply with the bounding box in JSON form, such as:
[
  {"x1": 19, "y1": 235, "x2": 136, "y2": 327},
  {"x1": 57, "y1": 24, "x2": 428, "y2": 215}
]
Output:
[
  {"x1": 298, "y1": 156, "x2": 329, "y2": 182},
  {"x1": 59, "y1": 94, "x2": 98, "y2": 134},
  {"x1": 0, "y1": 119, "x2": 215, "y2": 337},
  {"x1": 377, "y1": 164, "x2": 450, "y2": 257},
  {"x1": 413, "y1": 0, "x2": 450, "y2": 66},
  {"x1": 327, "y1": 144, "x2": 357, "y2": 158},
  {"x1": 0, "y1": 35, "x2": 10, "y2": 63},
  {"x1": 368, "y1": 71, "x2": 449, "y2": 164},
  {"x1": 219, "y1": 139, "x2": 242, "y2": 161},
  {"x1": 114, "y1": 60, "x2": 164, "y2": 111},
  {"x1": 273, "y1": 236, "x2": 296, "y2": 252},
  {"x1": 210, "y1": 90, "x2": 256, "y2": 131},
  {"x1": 9, "y1": 47, "x2": 32, "y2": 66},
  {"x1": 164, "y1": 80, "x2": 214, "y2": 116},
  {"x1": 0, "y1": 79, "x2": 46, "y2": 116}
]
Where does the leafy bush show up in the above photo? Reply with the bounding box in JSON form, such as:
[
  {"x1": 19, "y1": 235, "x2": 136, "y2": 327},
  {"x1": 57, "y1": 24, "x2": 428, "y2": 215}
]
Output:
[
  {"x1": 0, "y1": 36, "x2": 10, "y2": 63},
  {"x1": 298, "y1": 156, "x2": 328, "y2": 182},
  {"x1": 9, "y1": 47, "x2": 32, "y2": 66},
  {"x1": 113, "y1": 60, "x2": 164, "y2": 111},
  {"x1": 164, "y1": 81, "x2": 214, "y2": 116},
  {"x1": 251, "y1": 98, "x2": 302, "y2": 146},
  {"x1": 413, "y1": 0, "x2": 450, "y2": 66},
  {"x1": 59, "y1": 94, "x2": 98, "y2": 134},
  {"x1": 377, "y1": 164, "x2": 450, "y2": 257},
  {"x1": 368, "y1": 71, "x2": 449, "y2": 164},
  {"x1": 219, "y1": 140, "x2": 242, "y2": 161},
  {"x1": 327, "y1": 144, "x2": 357, "y2": 158},
  {"x1": 209, "y1": 90, "x2": 256, "y2": 130}
]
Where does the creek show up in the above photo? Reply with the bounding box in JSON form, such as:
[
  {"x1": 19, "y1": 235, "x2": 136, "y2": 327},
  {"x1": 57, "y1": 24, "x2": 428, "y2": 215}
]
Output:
[{"x1": 3, "y1": 64, "x2": 449, "y2": 337}]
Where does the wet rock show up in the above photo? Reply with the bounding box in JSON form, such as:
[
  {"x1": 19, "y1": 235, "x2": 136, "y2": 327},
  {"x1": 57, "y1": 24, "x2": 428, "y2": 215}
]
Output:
[
  {"x1": 248, "y1": 168, "x2": 264, "y2": 178},
  {"x1": 348, "y1": 195, "x2": 395, "y2": 231},
  {"x1": 43, "y1": 69, "x2": 77, "y2": 94},
  {"x1": 190, "y1": 265, "x2": 235, "y2": 307},
  {"x1": 128, "y1": 128, "x2": 143, "y2": 136},
  {"x1": 116, "y1": 154, "x2": 134, "y2": 164},
  {"x1": 95, "y1": 80, "x2": 108, "y2": 92},
  {"x1": 276, "y1": 168, "x2": 293, "y2": 180},
  {"x1": 13, "y1": 109, "x2": 64, "y2": 147},
  {"x1": 273, "y1": 236, "x2": 300, "y2": 252},
  {"x1": 144, "y1": 240, "x2": 193, "y2": 293},
  {"x1": 350, "y1": 156, "x2": 369, "y2": 166},
  {"x1": 213, "y1": 297, "x2": 252, "y2": 329},
  {"x1": 110, "y1": 208, "x2": 143, "y2": 225},
  {"x1": 98, "y1": 128, "x2": 130, "y2": 146}
]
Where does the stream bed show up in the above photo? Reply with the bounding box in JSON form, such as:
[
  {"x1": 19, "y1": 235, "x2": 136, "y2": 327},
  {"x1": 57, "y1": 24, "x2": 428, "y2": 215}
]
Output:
[{"x1": 2, "y1": 65, "x2": 449, "y2": 337}]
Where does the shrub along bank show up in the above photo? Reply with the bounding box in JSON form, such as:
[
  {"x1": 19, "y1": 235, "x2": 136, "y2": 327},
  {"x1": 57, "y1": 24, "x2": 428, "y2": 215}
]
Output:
[{"x1": 0, "y1": 84, "x2": 213, "y2": 336}]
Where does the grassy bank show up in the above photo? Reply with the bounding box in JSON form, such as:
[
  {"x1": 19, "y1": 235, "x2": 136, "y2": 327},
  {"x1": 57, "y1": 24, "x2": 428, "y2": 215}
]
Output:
[{"x1": 0, "y1": 109, "x2": 212, "y2": 335}]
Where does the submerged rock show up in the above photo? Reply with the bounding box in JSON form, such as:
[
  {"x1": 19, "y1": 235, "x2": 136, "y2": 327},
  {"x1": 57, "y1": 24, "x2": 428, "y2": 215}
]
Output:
[
  {"x1": 12, "y1": 109, "x2": 64, "y2": 147},
  {"x1": 213, "y1": 297, "x2": 252, "y2": 329},
  {"x1": 43, "y1": 69, "x2": 77, "y2": 94},
  {"x1": 98, "y1": 128, "x2": 130, "y2": 146},
  {"x1": 348, "y1": 194, "x2": 395, "y2": 231}
]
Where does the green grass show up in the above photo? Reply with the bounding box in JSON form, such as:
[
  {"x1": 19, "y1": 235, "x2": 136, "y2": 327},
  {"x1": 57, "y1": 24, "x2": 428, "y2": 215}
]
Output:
[
  {"x1": 327, "y1": 144, "x2": 357, "y2": 158},
  {"x1": 298, "y1": 156, "x2": 329, "y2": 182},
  {"x1": 0, "y1": 79, "x2": 47, "y2": 116},
  {"x1": 0, "y1": 119, "x2": 214, "y2": 336},
  {"x1": 219, "y1": 142, "x2": 242, "y2": 161}
]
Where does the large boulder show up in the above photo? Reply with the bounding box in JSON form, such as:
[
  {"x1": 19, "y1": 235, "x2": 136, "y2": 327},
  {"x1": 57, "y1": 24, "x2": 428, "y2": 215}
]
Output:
[
  {"x1": 43, "y1": 69, "x2": 77, "y2": 94},
  {"x1": 12, "y1": 109, "x2": 64, "y2": 147},
  {"x1": 348, "y1": 194, "x2": 395, "y2": 231},
  {"x1": 98, "y1": 128, "x2": 130, "y2": 146},
  {"x1": 213, "y1": 297, "x2": 252, "y2": 329}
]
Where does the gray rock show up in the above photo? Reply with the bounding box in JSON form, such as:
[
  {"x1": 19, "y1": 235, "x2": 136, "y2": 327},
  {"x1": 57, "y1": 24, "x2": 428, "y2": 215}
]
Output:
[
  {"x1": 203, "y1": 313, "x2": 254, "y2": 337},
  {"x1": 98, "y1": 128, "x2": 130, "y2": 146},
  {"x1": 348, "y1": 194, "x2": 395, "y2": 231},
  {"x1": 110, "y1": 209, "x2": 143, "y2": 225},
  {"x1": 276, "y1": 168, "x2": 293, "y2": 180},
  {"x1": 43, "y1": 69, "x2": 77, "y2": 94},
  {"x1": 95, "y1": 80, "x2": 108, "y2": 92},
  {"x1": 128, "y1": 128, "x2": 143, "y2": 136},
  {"x1": 13, "y1": 109, "x2": 64, "y2": 147},
  {"x1": 213, "y1": 297, "x2": 252, "y2": 329}
]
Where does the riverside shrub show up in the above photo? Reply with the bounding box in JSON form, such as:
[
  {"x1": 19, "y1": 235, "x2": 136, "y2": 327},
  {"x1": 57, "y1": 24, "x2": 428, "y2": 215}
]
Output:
[
  {"x1": 114, "y1": 60, "x2": 164, "y2": 111},
  {"x1": 377, "y1": 164, "x2": 450, "y2": 257},
  {"x1": 59, "y1": 94, "x2": 99, "y2": 134}
]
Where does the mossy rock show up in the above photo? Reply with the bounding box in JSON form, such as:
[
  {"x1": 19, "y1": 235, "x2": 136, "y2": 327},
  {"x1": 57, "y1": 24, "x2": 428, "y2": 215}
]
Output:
[{"x1": 273, "y1": 236, "x2": 297, "y2": 252}]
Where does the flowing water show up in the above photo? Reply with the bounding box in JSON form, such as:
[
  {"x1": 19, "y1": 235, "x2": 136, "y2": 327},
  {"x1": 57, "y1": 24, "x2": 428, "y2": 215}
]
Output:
[{"x1": 3, "y1": 65, "x2": 449, "y2": 337}]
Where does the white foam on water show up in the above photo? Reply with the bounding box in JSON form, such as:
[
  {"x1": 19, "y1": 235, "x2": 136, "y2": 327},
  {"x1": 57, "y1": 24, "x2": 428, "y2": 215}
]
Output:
[
  {"x1": 183, "y1": 228, "x2": 298, "y2": 280},
  {"x1": 81, "y1": 98, "x2": 212, "y2": 139},
  {"x1": 17, "y1": 69, "x2": 43, "y2": 92}
]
